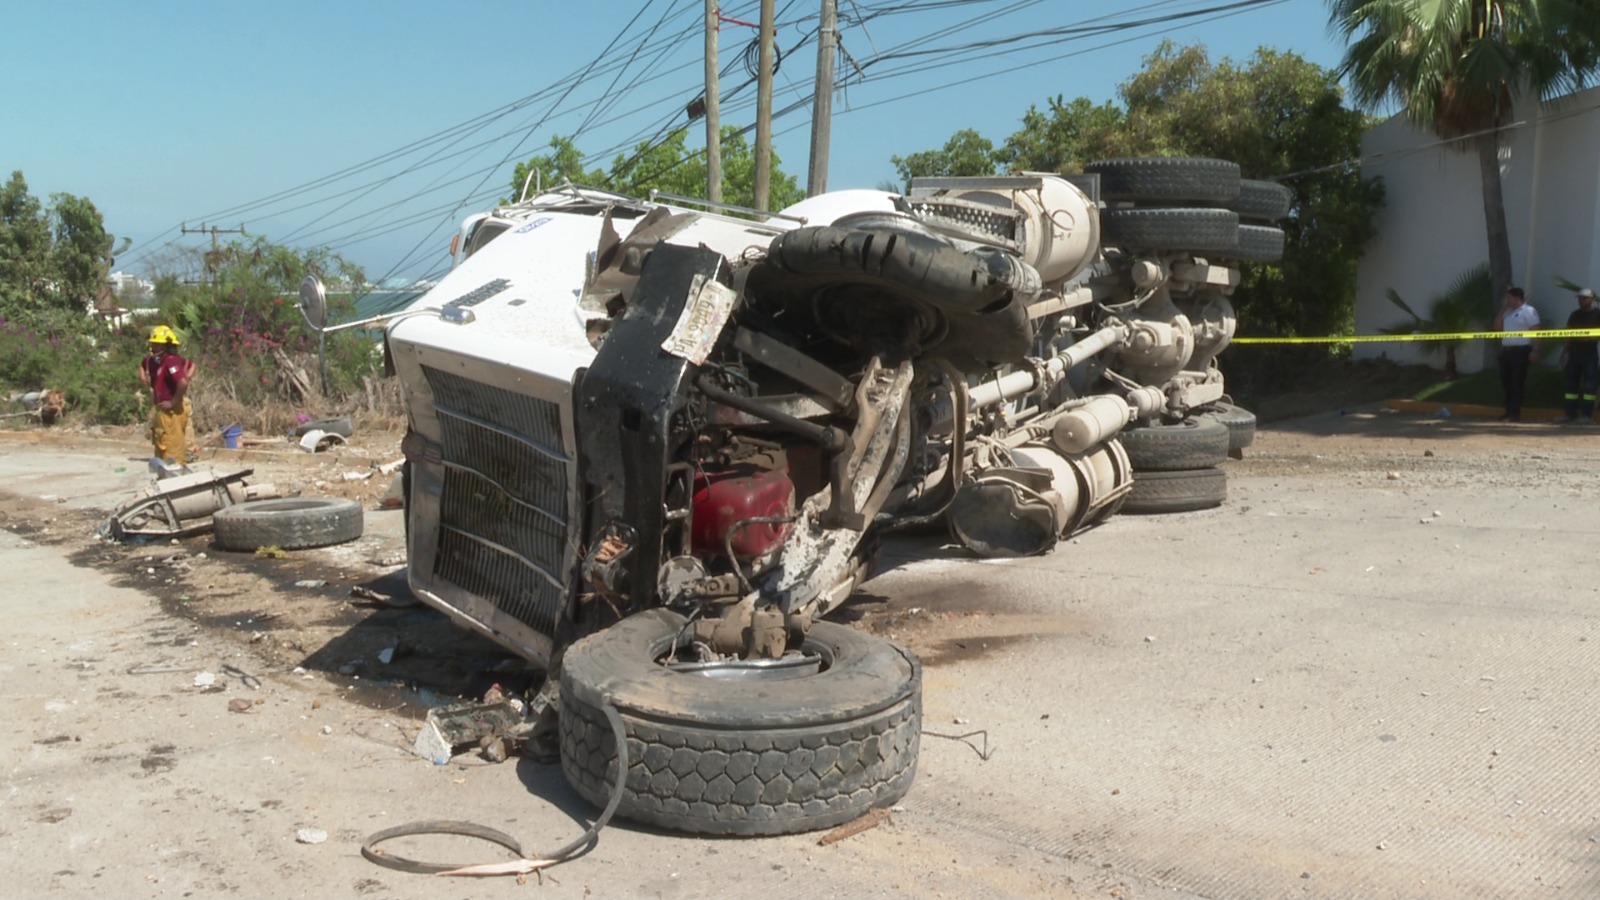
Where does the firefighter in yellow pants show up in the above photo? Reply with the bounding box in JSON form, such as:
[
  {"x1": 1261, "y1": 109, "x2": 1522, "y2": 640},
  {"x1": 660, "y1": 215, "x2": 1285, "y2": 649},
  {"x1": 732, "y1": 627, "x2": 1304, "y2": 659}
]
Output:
[{"x1": 139, "y1": 325, "x2": 192, "y2": 463}]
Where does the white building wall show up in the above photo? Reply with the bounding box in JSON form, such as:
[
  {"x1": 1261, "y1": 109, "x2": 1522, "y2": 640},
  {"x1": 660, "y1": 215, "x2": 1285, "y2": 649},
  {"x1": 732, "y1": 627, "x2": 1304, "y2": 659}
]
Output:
[{"x1": 1353, "y1": 86, "x2": 1600, "y2": 373}]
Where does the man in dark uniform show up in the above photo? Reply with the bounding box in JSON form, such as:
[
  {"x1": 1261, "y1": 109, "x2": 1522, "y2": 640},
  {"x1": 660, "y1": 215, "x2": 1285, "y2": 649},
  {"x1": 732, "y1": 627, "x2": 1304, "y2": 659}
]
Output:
[{"x1": 1558, "y1": 287, "x2": 1600, "y2": 423}]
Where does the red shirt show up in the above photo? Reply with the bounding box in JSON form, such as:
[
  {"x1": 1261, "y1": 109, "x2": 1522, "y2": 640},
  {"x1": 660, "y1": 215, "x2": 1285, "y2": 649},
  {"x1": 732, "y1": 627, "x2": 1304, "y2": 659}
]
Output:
[{"x1": 143, "y1": 352, "x2": 190, "y2": 405}]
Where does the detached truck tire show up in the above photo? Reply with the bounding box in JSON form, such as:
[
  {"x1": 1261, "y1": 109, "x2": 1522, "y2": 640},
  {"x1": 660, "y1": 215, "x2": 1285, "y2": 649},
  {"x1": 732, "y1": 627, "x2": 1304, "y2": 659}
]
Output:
[
  {"x1": 559, "y1": 609, "x2": 921, "y2": 836},
  {"x1": 212, "y1": 498, "x2": 364, "y2": 551}
]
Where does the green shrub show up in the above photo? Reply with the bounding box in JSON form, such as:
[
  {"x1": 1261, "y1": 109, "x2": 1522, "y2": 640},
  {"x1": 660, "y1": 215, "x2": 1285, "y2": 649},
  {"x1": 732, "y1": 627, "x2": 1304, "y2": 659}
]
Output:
[{"x1": 0, "y1": 312, "x2": 149, "y2": 424}]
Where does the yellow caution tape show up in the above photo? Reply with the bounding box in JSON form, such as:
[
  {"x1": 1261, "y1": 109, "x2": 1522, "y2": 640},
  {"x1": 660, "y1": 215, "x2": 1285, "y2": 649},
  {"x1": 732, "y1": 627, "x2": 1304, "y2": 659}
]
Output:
[{"x1": 1231, "y1": 328, "x2": 1600, "y2": 345}]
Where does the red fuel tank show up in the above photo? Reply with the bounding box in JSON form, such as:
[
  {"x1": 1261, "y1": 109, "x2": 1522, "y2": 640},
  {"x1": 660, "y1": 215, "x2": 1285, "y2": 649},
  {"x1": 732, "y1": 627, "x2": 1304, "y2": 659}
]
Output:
[{"x1": 691, "y1": 467, "x2": 795, "y2": 560}]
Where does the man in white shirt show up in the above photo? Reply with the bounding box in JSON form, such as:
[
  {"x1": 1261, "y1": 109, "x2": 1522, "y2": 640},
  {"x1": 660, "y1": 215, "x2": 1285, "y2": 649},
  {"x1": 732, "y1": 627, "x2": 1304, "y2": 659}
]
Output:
[{"x1": 1494, "y1": 286, "x2": 1540, "y2": 421}]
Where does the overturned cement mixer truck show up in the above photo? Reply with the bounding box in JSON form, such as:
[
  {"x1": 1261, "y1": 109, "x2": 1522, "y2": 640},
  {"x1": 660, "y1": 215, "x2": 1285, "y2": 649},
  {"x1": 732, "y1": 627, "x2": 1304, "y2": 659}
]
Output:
[{"x1": 298, "y1": 156, "x2": 1285, "y2": 836}]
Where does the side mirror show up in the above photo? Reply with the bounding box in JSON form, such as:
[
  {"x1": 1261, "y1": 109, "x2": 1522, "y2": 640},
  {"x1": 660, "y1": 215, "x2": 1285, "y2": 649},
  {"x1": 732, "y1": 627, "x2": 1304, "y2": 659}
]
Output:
[
  {"x1": 295, "y1": 276, "x2": 450, "y2": 334},
  {"x1": 299, "y1": 275, "x2": 328, "y2": 330}
]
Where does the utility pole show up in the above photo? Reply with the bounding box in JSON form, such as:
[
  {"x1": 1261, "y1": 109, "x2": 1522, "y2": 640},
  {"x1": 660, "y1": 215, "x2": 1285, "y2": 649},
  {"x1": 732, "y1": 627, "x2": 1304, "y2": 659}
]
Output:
[
  {"x1": 181, "y1": 223, "x2": 247, "y2": 284},
  {"x1": 181, "y1": 222, "x2": 246, "y2": 250},
  {"x1": 705, "y1": 0, "x2": 722, "y2": 204},
  {"x1": 754, "y1": 0, "x2": 775, "y2": 211},
  {"x1": 807, "y1": 0, "x2": 837, "y2": 197}
]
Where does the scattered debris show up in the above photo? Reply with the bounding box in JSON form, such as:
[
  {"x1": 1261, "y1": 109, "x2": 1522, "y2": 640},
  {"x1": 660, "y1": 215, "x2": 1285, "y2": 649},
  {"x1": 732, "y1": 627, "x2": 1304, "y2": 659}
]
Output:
[
  {"x1": 379, "y1": 473, "x2": 405, "y2": 509},
  {"x1": 3, "y1": 389, "x2": 66, "y2": 425},
  {"x1": 127, "y1": 663, "x2": 188, "y2": 676},
  {"x1": 99, "y1": 468, "x2": 280, "y2": 541},
  {"x1": 296, "y1": 828, "x2": 329, "y2": 845},
  {"x1": 255, "y1": 546, "x2": 289, "y2": 559},
  {"x1": 479, "y1": 736, "x2": 509, "y2": 764},
  {"x1": 272, "y1": 348, "x2": 315, "y2": 403},
  {"x1": 221, "y1": 664, "x2": 262, "y2": 690},
  {"x1": 298, "y1": 429, "x2": 346, "y2": 453},
  {"x1": 817, "y1": 807, "x2": 891, "y2": 846},
  {"x1": 293, "y1": 416, "x2": 354, "y2": 439},
  {"x1": 228, "y1": 698, "x2": 253, "y2": 713},
  {"x1": 409, "y1": 698, "x2": 533, "y2": 766},
  {"x1": 148, "y1": 457, "x2": 192, "y2": 479},
  {"x1": 295, "y1": 579, "x2": 327, "y2": 589},
  {"x1": 193, "y1": 671, "x2": 216, "y2": 688},
  {"x1": 350, "y1": 585, "x2": 391, "y2": 604},
  {"x1": 411, "y1": 719, "x2": 454, "y2": 766},
  {"x1": 920, "y1": 728, "x2": 994, "y2": 760}
]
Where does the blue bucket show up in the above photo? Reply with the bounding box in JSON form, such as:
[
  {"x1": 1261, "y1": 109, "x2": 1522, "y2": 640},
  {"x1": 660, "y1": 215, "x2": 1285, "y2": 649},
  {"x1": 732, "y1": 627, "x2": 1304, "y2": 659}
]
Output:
[{"x1": 222, "y1": 424, "x2": 243, "y2": 449}]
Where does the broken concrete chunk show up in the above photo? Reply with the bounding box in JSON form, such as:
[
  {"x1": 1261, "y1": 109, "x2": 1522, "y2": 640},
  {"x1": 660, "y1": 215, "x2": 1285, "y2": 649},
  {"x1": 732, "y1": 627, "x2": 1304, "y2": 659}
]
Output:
[{"x1": 411, "y1": 720, "x2": 454, "y2": 766}]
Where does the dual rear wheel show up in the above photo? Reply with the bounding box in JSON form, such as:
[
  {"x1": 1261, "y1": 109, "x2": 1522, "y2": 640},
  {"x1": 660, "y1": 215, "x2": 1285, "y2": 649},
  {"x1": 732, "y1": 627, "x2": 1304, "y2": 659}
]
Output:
[
  {"x1": 1117, "y1": 402, "x2": 1256, "y2": 514},
  {"x1": 1086, "y1": 157, "x2": 1288, "y2": 262}
]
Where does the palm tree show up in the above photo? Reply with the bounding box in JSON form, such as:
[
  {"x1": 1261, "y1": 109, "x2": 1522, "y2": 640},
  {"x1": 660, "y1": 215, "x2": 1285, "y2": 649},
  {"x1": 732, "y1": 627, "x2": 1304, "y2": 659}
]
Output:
[
  {"x1": 1329, "y1": 0, "x2": 1600, "y2": 315},
  {"x1": 1380, "y1": 262, "x2": 1491, "y2": 379}
]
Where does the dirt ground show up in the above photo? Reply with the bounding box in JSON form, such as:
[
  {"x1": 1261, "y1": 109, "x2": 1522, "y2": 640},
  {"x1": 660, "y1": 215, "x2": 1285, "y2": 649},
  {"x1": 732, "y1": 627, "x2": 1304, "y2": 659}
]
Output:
[
  {"x1": 0, "y1": 423, "x2": 520, "y2": 715},
  {"x1": 4, "y1": 385, "x2": 1599, "y2": 898},
  {"x1": 0, "y1": 380, "x2": 1583, "y2": 723},
  {"x1": 0, "y1": 393, "x2": 1570, "y2": 715}
]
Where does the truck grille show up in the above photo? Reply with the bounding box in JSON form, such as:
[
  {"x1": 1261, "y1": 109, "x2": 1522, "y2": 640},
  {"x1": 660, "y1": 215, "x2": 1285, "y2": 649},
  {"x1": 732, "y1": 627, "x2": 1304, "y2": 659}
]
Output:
[{"x1": 422, "y1": 366, "x2": 572, "y2": 639}]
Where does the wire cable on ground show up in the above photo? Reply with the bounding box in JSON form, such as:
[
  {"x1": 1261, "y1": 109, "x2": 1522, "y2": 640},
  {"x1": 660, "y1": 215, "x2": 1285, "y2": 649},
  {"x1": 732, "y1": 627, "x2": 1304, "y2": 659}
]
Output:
[{"x1": 361, "y1": 697, "x2": 630, "y2": 878}]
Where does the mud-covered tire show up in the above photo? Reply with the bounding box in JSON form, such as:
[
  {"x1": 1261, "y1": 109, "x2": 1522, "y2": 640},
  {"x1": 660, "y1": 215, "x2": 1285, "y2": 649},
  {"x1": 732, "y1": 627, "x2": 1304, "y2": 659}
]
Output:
[
  {"x1": 1120, "y1": 418, "x2": 1230, "y2": 471},
  {"x1": 559, "y1": 609, "x2": 921, "y2": 836},
  {"x1": 1100, "y1": 208, "x2": 1239, "y2": 251},
  {"x1": 1229, "y1": 179, "x2": 1292, "y2": 221},
  {"x1": 1084, "y1": 157, "x2": 1240, "y2": 203},
  {"x1": 1199, "y1": 401, "x2": 1256, "y2": 454},
  {"x1": 212, "y1": 498, "x2": 364, "y2": 550},
  {"x1": 1122, "y1": 467, "x2": 1227, "y2": 514},
  {"x1": 1216, "y1": 224, "x2": 1285, "y2": 263}
]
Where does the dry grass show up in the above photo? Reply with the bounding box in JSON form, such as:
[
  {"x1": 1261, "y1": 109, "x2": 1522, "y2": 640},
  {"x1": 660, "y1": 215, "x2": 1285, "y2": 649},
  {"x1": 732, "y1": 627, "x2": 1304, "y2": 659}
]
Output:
[{"x1": 186, "y1": 371, "x2": 407, "y2": 446}]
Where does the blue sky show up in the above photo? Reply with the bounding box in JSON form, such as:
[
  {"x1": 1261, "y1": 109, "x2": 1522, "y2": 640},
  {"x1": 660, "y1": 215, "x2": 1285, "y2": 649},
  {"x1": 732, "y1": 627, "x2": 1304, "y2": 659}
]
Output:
[{"x1": 1, "y1": 0, "x2": 1352, "y2": 286}]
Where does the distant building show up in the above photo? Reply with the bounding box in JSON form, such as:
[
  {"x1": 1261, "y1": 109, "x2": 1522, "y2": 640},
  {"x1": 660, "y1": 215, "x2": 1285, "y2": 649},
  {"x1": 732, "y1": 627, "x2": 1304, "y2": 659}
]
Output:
[
  {"x1": 107, "y1": 271, "x2": 154, "y2": 304},
  {"x1": 94, "y1": 271, "x2": 158, "y2": 327},
  {"x1": 1353, "y1": 84, "x2": 1600, "y2": 373}
]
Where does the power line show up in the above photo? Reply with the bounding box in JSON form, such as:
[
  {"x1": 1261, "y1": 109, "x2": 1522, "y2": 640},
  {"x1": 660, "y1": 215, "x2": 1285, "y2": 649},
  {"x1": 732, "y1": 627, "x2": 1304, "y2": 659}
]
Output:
[
  {"x1": 144, "y1": 0, "x2": 1319, "y2": 284},
  {"x1": 361, "y1": 0, "x2": 673, "y2": 294}
]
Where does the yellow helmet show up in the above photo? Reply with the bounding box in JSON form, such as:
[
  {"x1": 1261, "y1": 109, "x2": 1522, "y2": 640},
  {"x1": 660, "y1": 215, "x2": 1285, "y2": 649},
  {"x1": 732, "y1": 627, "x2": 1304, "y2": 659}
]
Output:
[{"x1": 149, "y1": 325, "x2": 181, "y2": 346}]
